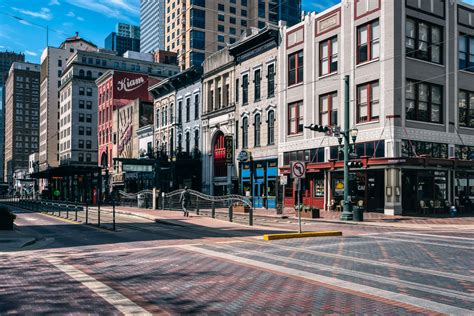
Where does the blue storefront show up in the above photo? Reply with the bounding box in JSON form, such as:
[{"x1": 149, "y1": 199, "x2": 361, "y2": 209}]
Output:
[{"x1": 240, "y1": 159, "x2": 278, "y2": 209}]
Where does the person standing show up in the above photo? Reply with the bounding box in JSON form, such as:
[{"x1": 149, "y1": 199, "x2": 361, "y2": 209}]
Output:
[{"x1": 179, "y1": 186, "x2": 191, "y2": 217}]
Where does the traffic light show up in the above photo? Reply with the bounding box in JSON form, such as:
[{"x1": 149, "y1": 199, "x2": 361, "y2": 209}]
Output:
[
  {"x1": 304, "y1": 124, "x2": 330, "y2": 133},
  {"x1": 347, "y1": 161, "x2": 363, "y2": 168}
]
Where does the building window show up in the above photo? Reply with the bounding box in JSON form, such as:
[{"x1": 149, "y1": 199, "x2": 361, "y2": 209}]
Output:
[
  {"x1": 185, "y1": 131, "x2": 190, "y2": 153},
  {"x1": 320, "y1": 37, "x2": 338, "y2": 76},
  {"x1": 86, "y1": 88, "x2": 92, "y2": 96},
  {"x1": 242, "y1": 74, "x2": 249, "y2": 104},
  {"x1": 267, "y1": 110, "x2": 275, "y2": 145},
  {"x1": 178, "y1": 134, "x2": 182, "y2": 152},
  {"x1": 79, "y1": 100, "x2": 84, "y2": 108},
  {"x1": 288, "y1": 101, "x2": 303, "y2": 135},
  {"x1": 194, "y1": 94, "x2": 199, "y2": 119},
  {"x1": 458, "y1": 90, "x2": 474, "y2": 128},
  {"x1": 79, "y1": 127, "x2": 84, "y2": 135},
  {"x1": 86, "y1": 140, "x2": 92, "y2": 149},
  {"x1": 254, "y1": 69, "x2": 261, "y2": 101},
  {"x1": 86, "y1": 127, "x2": 91, "y2": 136},
  {"x1": 357, "y1": 20, "x2": 379, "y2": 64},
  {"x1": 79, "y1": 113, "x2": 84, "y2": 122},
  {"x1": 319, "y1": 92, "x2": 338, "y2": 126},
  {"x1": 356, "y1": 81, "x2": 379, "y2": 123},
  {"x1": 186, "y1": 98, "x2": 191, "y2": 122},
  {"x1": 459, "y1": 34, "x2": 474, "y2": 72},
  {"x1": 170, "y1": 104, "x2": 174, "y2": 123},
  {"x1": 406, "y1": 79, "x2": 443, "y2": 124},
  {"x1": 156, "y1": 109, "x2": 160, "y2": 128},
  {"x1": 79, "y1": 87, "x2": 84, "y2": 95},
  {"x1": 288, "y1": 50, "x2": 303, "y2": 86},
  {"x1": 254, "y1": 113, "x2": 261, "y2": 147},
  {"x1": 86, "y1": 114, "x2": 92, "y2": 123},
  {"x1": 86, "y1": 101, "x2": 92, "y2": 109},
  {"x1": 194, "y1": 129, "x2": 199, "y2": 149},
  {"x1": 190, "y1": 30, "x2": 205, "y2": 50},
  {"x1": 406, "y1": 18, "x2": 442, "y2": 64},
  {"x1": 267, "y1": 64, "x2": 275, "y2": 97},
  {"x1": 242, "y1": 117, "x2": 249, "y2": 148},
  {"x1": 79, "y1": 140, "x2": 84, "y2": 148}
]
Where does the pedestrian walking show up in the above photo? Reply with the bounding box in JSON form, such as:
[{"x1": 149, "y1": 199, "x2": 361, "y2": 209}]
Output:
[{"x1": 179, "y1": 186, "x2": 191, "y2": 217}]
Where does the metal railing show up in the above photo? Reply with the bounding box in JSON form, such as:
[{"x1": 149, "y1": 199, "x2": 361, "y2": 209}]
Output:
[
  {"x1": 1, "y1": 196, "x2": 116, "y2": 231},
  {"x1": 162, "y1": 189, "x2": 255, "y2": 226}
]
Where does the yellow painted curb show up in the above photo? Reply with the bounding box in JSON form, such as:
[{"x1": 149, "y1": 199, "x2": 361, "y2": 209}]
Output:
[{"x1": 263, "y1": 231, "x2": 342, "y2": 241}]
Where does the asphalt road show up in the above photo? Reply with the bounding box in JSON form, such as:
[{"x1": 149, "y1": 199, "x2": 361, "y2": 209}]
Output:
[{"x1": 1, "y1": 206, "x2": 473, "y2": 315}]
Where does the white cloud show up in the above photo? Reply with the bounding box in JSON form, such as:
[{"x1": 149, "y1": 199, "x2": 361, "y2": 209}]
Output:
[
  {"x1": 76, "y1": 16, "x2": 84, "y2": 21},
  {"x1": 17, "y1": 19, "x2": 33, "y2": 26},
  {"x1": 62, "y1": 22, "x2": 73, "y2": 27},
  {"x1": 66, "y1": 0, "x2": 139, "y2": 20},
  {"x1": 49, "y1": 0, "x2": 60, "y2": 5},
  {"x1": 25, "y1": 50, "x2": 38, "y2": 56},
  {"x1": 66, "y1": 11, "x2": 75, "y2": 17},
  {"x1": 0, "y1": 45, "x2": 5, "y2": 49},
  {"x1": 12, "y1": 7, "x2": 53, "y2": 20}
]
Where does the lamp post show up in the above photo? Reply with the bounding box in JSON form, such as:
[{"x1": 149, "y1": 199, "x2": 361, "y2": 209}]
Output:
[{"x1": 340, "y1": 76, "x2": 358, "y2": 220}]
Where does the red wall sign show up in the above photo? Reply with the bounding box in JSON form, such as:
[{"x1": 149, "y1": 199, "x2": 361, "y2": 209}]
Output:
[{"x1": 113, "y1": 72, "x2": 150, "y2": 100}]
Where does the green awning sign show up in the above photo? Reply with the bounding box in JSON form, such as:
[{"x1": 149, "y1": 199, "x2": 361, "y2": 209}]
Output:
[{"x1": 53, "y1": 189, "x2": 61, "y2": 197}]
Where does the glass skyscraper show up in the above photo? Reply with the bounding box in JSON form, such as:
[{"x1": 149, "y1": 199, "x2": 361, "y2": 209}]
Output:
[{"x1": 140, "y1": 0, "x2": 165, "y2": 53}]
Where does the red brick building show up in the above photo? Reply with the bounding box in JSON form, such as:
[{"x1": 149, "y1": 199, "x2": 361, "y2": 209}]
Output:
[{"x1": 96, "y1": 70, "x2": 160, "y2": 172}]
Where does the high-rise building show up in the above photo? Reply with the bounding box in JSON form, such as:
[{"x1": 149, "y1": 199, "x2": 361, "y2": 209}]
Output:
[
  {"x1": 165, "y1": 0, "x2": 302, "y2": 70},
  {"x1": 116, "y1": 22, "x2": 140, "y2": 39},
  {"x1": 140, "y1": 0, "x2": 166, "y2": 53},
  {"x1": 4, "y1": 62, "x2": 40, "y2": 184},
  {"x1": 39, "y1": 35, "x2": 97, "y2": 173},
  {"x1": 0, "y1": 51, "x2": 25, "y2": 86},
  {"x1": 105, "y1": 32, "x2": 141, "y2": 56},
  {"x1": 0, "y1": 52, "x2": 25, "y2": 181}
]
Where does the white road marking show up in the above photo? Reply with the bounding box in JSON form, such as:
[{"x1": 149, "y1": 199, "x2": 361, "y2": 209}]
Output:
[
  {"x1": 45, "y1": 257, "x2": 151, "y2": 315},
  {"x1": 397, "y1": 231, "x2": 474, "y2": 241},
  {"x1": 180, "y1": 244, "x2": 472, "y2": 315},
  {"x1": 364, "y1": 235, "x2": 474, "y2": 250}
]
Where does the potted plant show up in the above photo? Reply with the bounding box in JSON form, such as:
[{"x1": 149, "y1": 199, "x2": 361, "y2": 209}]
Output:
[{"x1": 0, "y1": 206, "x2": 16, "y2": 230}]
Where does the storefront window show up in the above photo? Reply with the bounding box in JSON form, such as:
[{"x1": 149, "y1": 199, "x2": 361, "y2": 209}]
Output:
[
  {"x1": 455, "y1": 145, "x2": 474, "y2": 160},
  {"x1": 402, "y1": 140, "x2": 448, "y2": 158}
]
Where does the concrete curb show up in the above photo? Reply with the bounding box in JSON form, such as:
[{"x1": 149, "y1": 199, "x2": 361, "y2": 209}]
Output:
[{"x1": 263, "y1": 231, "x2": 343, "y2": 241}]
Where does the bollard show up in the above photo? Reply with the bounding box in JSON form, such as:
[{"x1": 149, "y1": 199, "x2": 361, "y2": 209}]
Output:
[
  {"x1": 229, "y1": 204, "x2": 233, "y2": 223},
  {"x1": 85, "y1": 200, "x2": 89, "y2": 224},
  {"x1": 249, "y1": 206, "x2": 254, "y2": 226},
  {"x1": 112, "y1": 199, "x2": 116, "y2": 231},
  {"x1": 211, "y1": 201, "x2": 215, "y2": 219},
  {"x1": 75, "y1": 203, "x2": 78, "y2": 221},
  {"x1": 196, "y1": 197, "x2": 200, "y2": 215},
  {"x1": 98, "y1": 203, "x2": 101, "y2": 228},
  {"x1": 66, "y1": 205, "x2": 69, "y2": 219}
]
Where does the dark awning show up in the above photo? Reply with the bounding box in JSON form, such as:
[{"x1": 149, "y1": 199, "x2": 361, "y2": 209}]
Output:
[{"x1": 30, "y1": 165, "x2": 101, "y2": 179}]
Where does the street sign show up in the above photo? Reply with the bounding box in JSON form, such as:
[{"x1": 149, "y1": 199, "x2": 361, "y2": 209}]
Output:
[
  {"x1": 224, "y1": 136, "x2": 233, "y2": 164},
  {"x1": 291, "y1": 161, "x2": 306, "y2": 179},
  {"x1": 280, "y1": 175, "x2": 288, "y2": 185},
  {"x1": 237, "y1": 149, "x2": 250, "y2": 162}
]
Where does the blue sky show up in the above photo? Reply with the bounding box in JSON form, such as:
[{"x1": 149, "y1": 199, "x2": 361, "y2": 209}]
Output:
[{"x1": 1, "y1": 0, "x2": 473, "y2": 64}]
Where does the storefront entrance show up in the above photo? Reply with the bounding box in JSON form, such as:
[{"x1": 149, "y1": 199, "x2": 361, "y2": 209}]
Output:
[
  {"x1": 240, "y1": 159, "x2": 277, "y2": 209},
  {"x1": 402, "y1": 169, "x2": 448, "y2": 213}
]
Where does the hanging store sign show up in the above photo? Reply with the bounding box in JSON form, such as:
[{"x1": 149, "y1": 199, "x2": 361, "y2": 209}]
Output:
[
  {"x1": 225, "y1": 135, "x2": 233, "y2": 164},
  {"x1": 237, "y1": 150, "x2": 251, "y2": 163}
]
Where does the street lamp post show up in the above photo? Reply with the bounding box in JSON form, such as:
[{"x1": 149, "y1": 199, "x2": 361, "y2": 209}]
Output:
[{"x1": 304, "y1": 75, "x2": 358, "y2": 221}]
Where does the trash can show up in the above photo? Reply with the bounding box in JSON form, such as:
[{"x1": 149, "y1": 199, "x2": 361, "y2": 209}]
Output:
[
  {"x1": 353, "y1": 206, "x2": 364, "y2": 222},
  {"x1": 137, "y1": 194, "x2": 146, "y2": 208}
]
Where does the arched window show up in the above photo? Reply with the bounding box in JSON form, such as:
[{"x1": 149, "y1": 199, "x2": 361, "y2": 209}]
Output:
[
  {"x1": 186, "y1": 98, "x2": 191, "y2": 122},
  {"x1": 156, "y1": 109, "x2": 160, "y2": 128},
  {"x1": 194, "y1": 129, "x2": 199, "y2": 149},
  {"x1": 213, "y1": 132, "x2": 226, "y2": 177},
  {"x1": 254, "y1": 113, "x2": 261, "y2": 147},
  {"x1": 178, "y1": 101, "x2": 182, "y2": 124},
  {"x1": 86, "y1": 70, "x2": 92, "y2": 78},
  {"x1": 242, "y1": 117, "x2": 249, "y2": 149},
  {"x1": 185, "y1": 131, "x2": 190, "y2": 153},
  {"x1": 79, "y1": 69, "x2": 84, "y2": 77},
  {"x1": 267, "y1": 110, "x2": 275, "y2": 145},
  {"x1": 170, "y1": 103, "x2": 174, "y2": 123},
  {"x1": 178, "y1": 133, "x2": 182, "y2": 152}
]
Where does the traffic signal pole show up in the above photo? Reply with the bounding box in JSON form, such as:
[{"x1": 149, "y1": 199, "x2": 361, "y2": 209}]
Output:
[{"x1": 340, "y1": 75, "x2": 353, "y2": 220}]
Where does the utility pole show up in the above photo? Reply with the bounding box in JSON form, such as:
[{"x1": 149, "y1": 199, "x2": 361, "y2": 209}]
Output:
[{"x1": 340, "y1": 75, "x2": 353, "y2": 220}]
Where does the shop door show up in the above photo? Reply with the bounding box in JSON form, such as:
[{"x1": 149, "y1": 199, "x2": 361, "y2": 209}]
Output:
[
  {"x1": 367, "y1": 171, "x2": 384, "y2": 212},
  {"x1": 253, "y1": 180, "x2": 263, "y2": 208},
  {"x1": 402, "y1": 171, "x2": 417, "y2": 211}
]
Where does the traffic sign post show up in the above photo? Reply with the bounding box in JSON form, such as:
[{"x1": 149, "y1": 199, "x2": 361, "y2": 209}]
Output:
[{"x1": 291, "y1": 161, "x2": 306, "y2": 233}]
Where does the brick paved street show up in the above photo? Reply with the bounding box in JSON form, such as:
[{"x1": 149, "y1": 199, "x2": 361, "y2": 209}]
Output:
[{"x1": 1, "y1": 206, "x2": 473, "y2": 314}]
